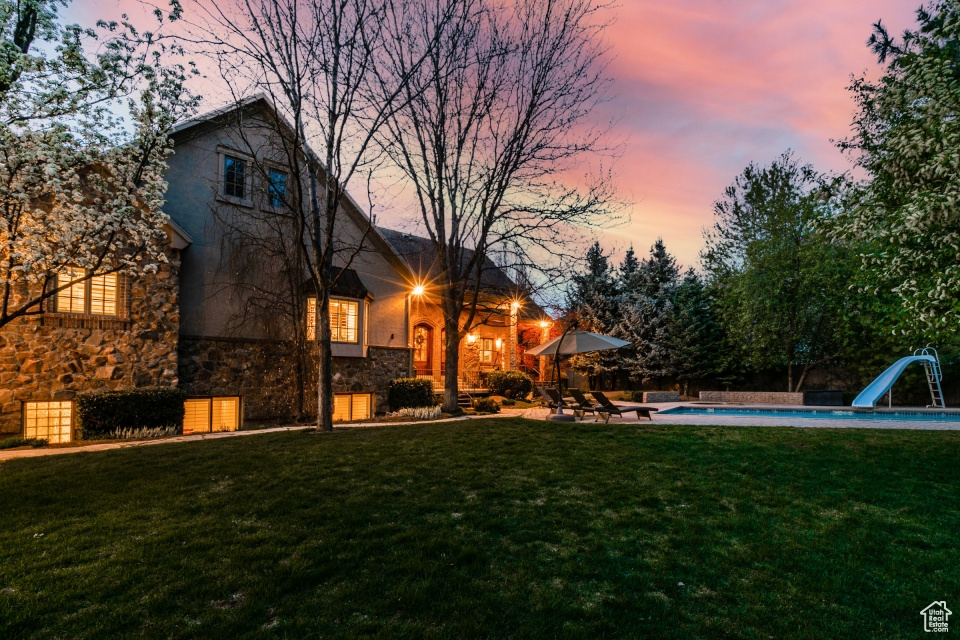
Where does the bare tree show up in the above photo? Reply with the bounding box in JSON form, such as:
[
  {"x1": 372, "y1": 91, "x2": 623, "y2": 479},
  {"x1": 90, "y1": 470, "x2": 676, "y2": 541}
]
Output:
[
  {"x1": 377, "y1": 0, "x2": 619, "y2": 412},
  {"x1": 189, "y1": 0, "x2": 447, "y2": 431}
]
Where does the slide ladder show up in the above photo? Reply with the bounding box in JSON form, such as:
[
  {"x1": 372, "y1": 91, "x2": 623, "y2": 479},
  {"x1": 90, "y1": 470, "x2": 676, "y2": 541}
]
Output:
[{"x1": 918, "y1": 347, "x2": 945, "y2": 408}]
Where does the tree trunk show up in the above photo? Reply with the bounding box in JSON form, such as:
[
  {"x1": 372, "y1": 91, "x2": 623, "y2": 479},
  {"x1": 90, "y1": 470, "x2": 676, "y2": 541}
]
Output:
[
  {"x1": 316, "y1": 290, "x2": 334, "y2": 432},
  {"x1": 787, "y1": 362, "x2": 794, "y2": 393},
  {"x1": 795, "y1": 363, "x2": 811, "y2": 393},
  {"x1": 442, "y1": 312, "x2": 461, "y2": 413}
]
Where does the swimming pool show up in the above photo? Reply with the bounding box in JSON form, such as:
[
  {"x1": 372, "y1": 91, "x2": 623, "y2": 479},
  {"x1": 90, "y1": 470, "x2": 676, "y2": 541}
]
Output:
[{"x1": 658, "y1": 406, "x2": 960, "y2": 423}]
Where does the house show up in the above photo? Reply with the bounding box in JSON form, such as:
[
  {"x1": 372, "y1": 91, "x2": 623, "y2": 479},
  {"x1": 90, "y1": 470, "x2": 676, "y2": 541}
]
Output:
[
  {"x1": 379, "y1": 228, "x2": 553, "y2": 391},
  {"x1": 921, "y1": 601, "x2": 951, "y2": 632},
  {"x1": 0, "y1": 96, "x2": 551, "y2": 443}
]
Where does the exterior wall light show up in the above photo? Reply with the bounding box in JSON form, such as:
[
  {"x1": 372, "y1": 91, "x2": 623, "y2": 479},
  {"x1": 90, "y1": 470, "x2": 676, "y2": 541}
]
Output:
[
  {"x1": 539, "y1": 320, "x2": 550, "y2": 328},
  {"x1": 412, "y1": 284, "x2": 425, "y2": 296},
  {"x1": 466, "y1": 333, "x2": 478, "y2": 344},
  {"x1": 495, "y1": 338, "x2": 502, "y2": 349}
]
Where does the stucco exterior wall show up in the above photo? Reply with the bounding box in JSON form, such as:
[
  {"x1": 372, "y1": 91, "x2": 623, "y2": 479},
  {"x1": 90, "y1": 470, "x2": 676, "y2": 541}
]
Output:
[{"x1": 164, "y1": 106, "x2": 410, "y2": 348}]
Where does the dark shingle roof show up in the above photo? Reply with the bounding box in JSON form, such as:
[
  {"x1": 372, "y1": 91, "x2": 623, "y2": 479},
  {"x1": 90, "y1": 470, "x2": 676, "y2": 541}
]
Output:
[{"x1": 377, "y1": 227, "x2": 517, "y2": 291}]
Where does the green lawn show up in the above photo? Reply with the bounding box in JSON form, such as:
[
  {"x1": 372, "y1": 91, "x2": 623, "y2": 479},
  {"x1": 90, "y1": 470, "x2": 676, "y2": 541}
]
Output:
[{"x1": 1, "y1": 419, "x2": 958, "y2": 639}]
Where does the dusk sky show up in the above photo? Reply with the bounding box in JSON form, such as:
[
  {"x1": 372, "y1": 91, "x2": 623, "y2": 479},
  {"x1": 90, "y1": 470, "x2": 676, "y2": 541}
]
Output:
[{"x1": 70, "y1": 0, "x2": 922, "y2": 268}]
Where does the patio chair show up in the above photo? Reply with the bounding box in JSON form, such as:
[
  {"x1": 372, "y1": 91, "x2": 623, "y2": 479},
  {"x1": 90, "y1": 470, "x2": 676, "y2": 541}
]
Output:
[
  {"x1": 567, "y1": 389, "x2": 601, "y2": 417},
  {"x1": 589, "y1": 391, "x2": 658, "y2": 423},
  {"x1": 538, "y1": 386, "x2": 591, "y2": 420}
]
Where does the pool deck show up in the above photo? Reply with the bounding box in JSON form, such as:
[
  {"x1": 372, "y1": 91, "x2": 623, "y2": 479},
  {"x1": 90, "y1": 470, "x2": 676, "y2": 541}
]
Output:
[{"x1": 521, "y1": 402, "x2": 960, "y2": 430}]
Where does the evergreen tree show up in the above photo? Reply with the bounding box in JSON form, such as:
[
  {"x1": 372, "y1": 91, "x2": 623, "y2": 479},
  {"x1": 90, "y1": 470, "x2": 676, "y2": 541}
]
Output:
[
  {"x1": 567, "y1": 242, "x2": 620, "y2": 386},
  {"x1": 666, "y1": 270, "x2": 725, "y2": 395},
  {"x1": 617, "y1": 240, "x2": 680, "y2": 387}
]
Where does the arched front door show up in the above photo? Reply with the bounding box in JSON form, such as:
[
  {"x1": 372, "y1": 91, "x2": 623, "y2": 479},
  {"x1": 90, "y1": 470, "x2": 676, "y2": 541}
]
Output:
[{"x1": 413, "y1": 324, "x2": 433, "y2": 375}]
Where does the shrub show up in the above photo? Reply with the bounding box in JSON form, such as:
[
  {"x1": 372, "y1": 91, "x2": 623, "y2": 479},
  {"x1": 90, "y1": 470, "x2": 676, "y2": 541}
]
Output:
[
  {"x1": 388, "y1": 377, "x2": 435, "y2": 409},
  {"x1": 397, "y1": 406, "x2": 442, "y2": 420},
  {"x1": 75, "y1": 387, "x2": 187, "y2": 440},
  {"x1": 501, "y1": 398, "x2": 516, "y2": 406},
  {"x1": 0, "y1": 437, "x2": 47, "y2": 450},
  {"x1": 472, "y1": 397, "x2": 500, "y2": 413},
  {"x1": 487, "y1": 370, "x2": 533, "y2": 399}
]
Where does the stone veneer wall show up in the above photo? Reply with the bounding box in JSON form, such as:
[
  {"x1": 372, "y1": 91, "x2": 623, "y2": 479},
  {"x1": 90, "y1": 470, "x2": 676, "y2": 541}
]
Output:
[
  {"x1": 178, "y1": 336, "x2": 412, "y2": 422},
  {"x1": 0, "y1": 252, "x2": 181, "y2": 435},
  {"x1": 698, "y1": 391, "x2": 804, "y2": 405}
]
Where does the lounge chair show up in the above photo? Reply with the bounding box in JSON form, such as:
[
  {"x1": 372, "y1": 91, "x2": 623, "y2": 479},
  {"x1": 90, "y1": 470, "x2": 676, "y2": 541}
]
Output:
[
  {"x1": 589, "y1": 391, "x2": 658, "y2": 422},
  {"x1": 567, "y1": 389, "x2": 601, "y2": 417},
  {"x1": 538, "y1": 387, "x2": 591, "y2": 420}
]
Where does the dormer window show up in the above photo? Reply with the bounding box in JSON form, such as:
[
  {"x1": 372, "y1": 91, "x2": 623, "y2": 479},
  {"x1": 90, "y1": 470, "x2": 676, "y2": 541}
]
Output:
[{"x1": 224, "y1": 156, "x2": 247, "y2": 198}]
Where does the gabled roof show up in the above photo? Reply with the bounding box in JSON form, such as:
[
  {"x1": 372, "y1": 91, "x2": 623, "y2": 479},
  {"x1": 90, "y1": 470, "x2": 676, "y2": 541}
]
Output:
[
  {"x1": 170, "y1": 95, "x2": 414, "y2": 281},
  {"x1": 378, "y1": 227, "x2": 547, "y2": 320}
]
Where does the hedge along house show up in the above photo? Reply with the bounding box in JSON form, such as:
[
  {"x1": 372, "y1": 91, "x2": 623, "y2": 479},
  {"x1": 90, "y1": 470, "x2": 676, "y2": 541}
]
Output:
[
  {"x1": 377, "y1": 228, "x2": 554, "y2": 393},
  {"x1": 165, "y1": 96, "x2": 416, "y2": 425}
]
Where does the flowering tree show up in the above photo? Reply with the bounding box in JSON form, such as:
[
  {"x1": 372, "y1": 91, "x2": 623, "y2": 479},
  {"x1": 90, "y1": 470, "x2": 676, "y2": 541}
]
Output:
[
  {"x1": 0, "y1": 0, "x2": 197, "y2": 329},
  {"x1": 833, "y1": 0, "x2": 960, "y2": 339}
]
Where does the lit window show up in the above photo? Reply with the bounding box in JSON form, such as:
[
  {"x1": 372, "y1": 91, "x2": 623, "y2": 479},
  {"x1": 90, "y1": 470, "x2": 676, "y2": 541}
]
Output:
[
  {"x1": 267, "y1": 169, "x2": 287, "y2": 208},
  {"x1": 331, "y1": 299, "x2": 358, "y2": 342},
  {"x1": 333, "y1": 394, "x2": 371, "y2": 422},
  {"x1": 306, "y1": 297, "x2": 360, "y2": 343},
  {"x1": 479, "y1": 338, "x2": 496, "y2": 364},
  {"x1": 224, "y1": 156, "x2": 246, "y2": 199},
  {"x1": 183, "y1": 397, "x2": 240, "y2": 434},
  {"x1": 306, "y1": 296, "x2": 317, "y2": 341},
  {"x1": 56, "y1": 266, "x2": 86, "y2": 314},
  {"x1": 56, "y1": 268, "x2": 118, "y2": 316},
  {"x1": 23, "y1": 401, "x2": 72, "y2": 444}
]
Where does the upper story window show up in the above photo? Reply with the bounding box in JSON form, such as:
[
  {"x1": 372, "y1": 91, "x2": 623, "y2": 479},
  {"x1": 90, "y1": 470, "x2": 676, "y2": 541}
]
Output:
[
  {"x1": 56, "y1": 267, "x2": 119, "y2": 316},
  {"x1": 306, "y1": 297, "x2": 360, "y2": 343},
  {"x1": 224, "y1": 156, "x2": 247, "y2": 199},
  {"x1": 267, "y1": 169, "x2": 287, "y2": 208},
  {"x1": 331, "y1": 299, "x2": 359, "y2": 343},
  {"x1": 479, "y1": 338, "x2": 495, "y2": 364}
]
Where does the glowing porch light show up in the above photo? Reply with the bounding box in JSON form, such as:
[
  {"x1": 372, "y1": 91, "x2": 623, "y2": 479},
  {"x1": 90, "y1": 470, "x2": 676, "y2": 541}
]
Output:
[
  {"x1": 495, "y1": 338, "x2": 503, "y2": 349},
  {"x1": 466, "y1": 333, "x2": 478, "y2": 344},
  {"x1": 411, "y1": 284, "x2": 425, "y2": 296}
]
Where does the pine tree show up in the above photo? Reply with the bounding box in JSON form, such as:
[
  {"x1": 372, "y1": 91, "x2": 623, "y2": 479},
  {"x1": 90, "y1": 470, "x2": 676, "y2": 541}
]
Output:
[
  {"x1": 567, "y1": 242, "x2": 620, "y2": 386},
  {"x1": 666, "y1": 270, "x2": 724, "y2": 395},
  {"x1": 617, "y1": 240, "x2": 680, "y2": 388}
]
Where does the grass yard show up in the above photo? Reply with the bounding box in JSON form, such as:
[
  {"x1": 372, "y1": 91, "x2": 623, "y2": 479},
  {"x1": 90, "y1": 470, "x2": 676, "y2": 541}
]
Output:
[{"x1": 1, "y1": 419, "x2": 958, "y2": 639}]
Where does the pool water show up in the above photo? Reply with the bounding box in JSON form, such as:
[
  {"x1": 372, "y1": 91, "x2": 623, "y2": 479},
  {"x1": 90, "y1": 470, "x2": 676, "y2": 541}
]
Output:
[{"x1": 659, "y1": 406, "x2": 960, "y2": 422}]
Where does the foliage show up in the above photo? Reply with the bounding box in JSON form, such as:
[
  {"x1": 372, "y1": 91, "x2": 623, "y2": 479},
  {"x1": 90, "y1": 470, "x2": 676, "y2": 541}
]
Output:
[
  {"x1": 388, "y1": 378, "x2": 435, "y2": 409},
  {"x1": 832, "y1": 1, "x2": 960, "y2": 340},
  {"x1": 567, "y1": 242, "x2": 622, "y2": 383},
  {"x1": 702, "y1": 151, "x2": 856, "y2": 392},
  {"x1": 471, "y1": 397, "x2": 500, "y2": 413},
  {"x1": 486, "y1": 370, "x2": 533, "y2": 399},
  {"x1": 616, "y1": 239, "x2": 678, "y2": 386},
  {"x1": 0, "y1": 436, "x2": 46, "y2": 449},
  {"x1": 1, "y1": 421, "x2": 958, "y2": 638},
  {"x1": 666, "y1": 269, "x2": 726, "y2": 392},
  {"x1": 74, "y1": 387, "x2": 187, "y2": 440},
  {"x1": 0, "y1": 0, "x2": 198, "y2": 328}
]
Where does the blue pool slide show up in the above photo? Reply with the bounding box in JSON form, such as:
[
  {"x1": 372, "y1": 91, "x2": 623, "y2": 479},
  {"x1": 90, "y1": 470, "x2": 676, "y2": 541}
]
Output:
[{"x1": 851, "y1": 355, "x2": 936, "y2": 408}]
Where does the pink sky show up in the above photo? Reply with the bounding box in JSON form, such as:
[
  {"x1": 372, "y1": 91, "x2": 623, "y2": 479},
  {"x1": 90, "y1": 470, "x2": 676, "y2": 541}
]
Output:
[{"x1": 70, "y1": 0, "x2": 921, "y2": 268}]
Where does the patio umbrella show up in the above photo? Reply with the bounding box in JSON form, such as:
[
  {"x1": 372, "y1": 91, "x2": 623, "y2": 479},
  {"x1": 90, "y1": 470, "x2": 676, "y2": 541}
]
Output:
[
  {"x1": 525, "y1": 331, "x2": 629, "y2": 357},
  {"x1": 526, "y1": 327, "x2": 630, "y2": 421}
]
